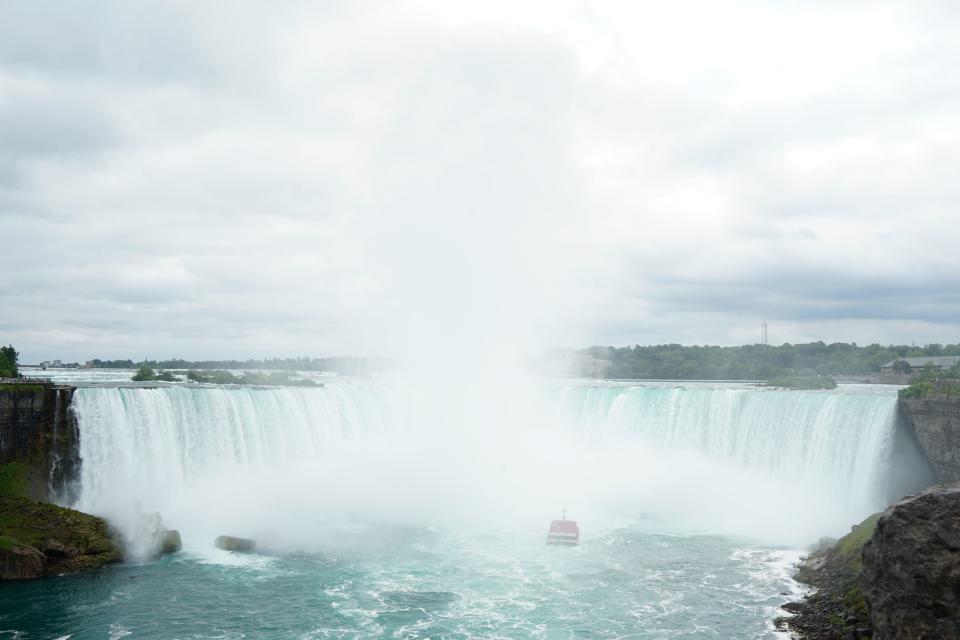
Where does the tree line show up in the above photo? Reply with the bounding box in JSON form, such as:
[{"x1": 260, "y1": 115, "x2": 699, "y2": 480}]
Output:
[
  {"x1": 89, "y1": 356, "x2": 389, "y2": 375},
  {"x1": 575, "y1": 342, "x2": 960, "y2": 380}
]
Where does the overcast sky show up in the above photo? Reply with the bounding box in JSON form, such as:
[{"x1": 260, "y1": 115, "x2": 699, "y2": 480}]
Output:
[{"x1": 2, "y1": 0, "x2": 959, "y2": 363}]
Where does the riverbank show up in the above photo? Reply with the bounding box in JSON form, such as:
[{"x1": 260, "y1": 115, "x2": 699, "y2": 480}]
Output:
[{"x1": 782, "y1": 483, "x2": 960, "y2": 639}]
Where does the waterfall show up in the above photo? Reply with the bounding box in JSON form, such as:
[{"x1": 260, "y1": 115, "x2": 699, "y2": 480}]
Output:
[
  {"x1": 69, "y1": 381, "x2": 912, "y2": 547},
  {"x1": 72, "y1": 383, "x2": 394, "y2": 513},
  {"x1": 555, "y1": 384, "x2": 900, "y2": 514}
]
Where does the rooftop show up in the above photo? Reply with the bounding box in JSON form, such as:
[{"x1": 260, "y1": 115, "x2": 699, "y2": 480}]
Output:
[{"x1": 881, "y1": 356, "x2": 960, "y2": 369}]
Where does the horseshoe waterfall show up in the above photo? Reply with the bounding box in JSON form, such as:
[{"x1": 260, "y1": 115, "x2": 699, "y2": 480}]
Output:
[{"x1": 5, "y1": 381, "x2": 931, "y2": 639}]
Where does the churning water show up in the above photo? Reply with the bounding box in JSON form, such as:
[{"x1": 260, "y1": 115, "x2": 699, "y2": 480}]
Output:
[{"x1": 0, "y1": 379, "x2": 921, "y2": 639}]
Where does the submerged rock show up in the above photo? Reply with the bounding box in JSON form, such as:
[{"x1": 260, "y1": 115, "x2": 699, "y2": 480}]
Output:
[
  {"x1": 861, "y1": 483, "x2": 960, "y2": 639},
  {"x1": 215, "y1": 535, "x2": 255, "y2": 552},
  {"x1": 134, "y1": 511, "x2": 181, "y2": 557},
  {"x1": 161, "y1": 529, "x2": 182, "y2": 554}
]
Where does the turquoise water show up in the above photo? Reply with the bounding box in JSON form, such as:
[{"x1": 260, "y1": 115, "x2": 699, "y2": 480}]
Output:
[{"x1": 0, "y1": 524, "x2": 802, "y2": 639}]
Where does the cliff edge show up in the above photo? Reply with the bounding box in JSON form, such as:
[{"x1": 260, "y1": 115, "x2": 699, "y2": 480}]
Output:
[
  {"x1": 860, "y1": 483, "x2": 960, "y2": 639},
  {"x1": 0, "y1": 381, "x2": 80, "y2": 502},
  {"x1": 784, "y1": 483, "x2": 960, "y2": 640},
  {"x1": 899, "y1": 383, "x2": 960, "y2": 483},
  {"x1": 0, "y1": 381, "x2": 123, "y2": 579}
]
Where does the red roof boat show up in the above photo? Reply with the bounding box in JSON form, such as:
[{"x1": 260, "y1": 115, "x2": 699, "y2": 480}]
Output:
[{"x1": 546, "y1": 511, "x2": 579, "y2": 546}]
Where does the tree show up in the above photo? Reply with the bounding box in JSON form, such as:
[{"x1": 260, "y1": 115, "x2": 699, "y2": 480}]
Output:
[
  {"x1": 0, "y1": 345, "x2": 19, "y2": 378},
  {"x1": 131, "y1": 366, "x2": 157, "y2": 382},
  {"x1": 891, "y1": 359, "x2": 912, "y2": 375}
]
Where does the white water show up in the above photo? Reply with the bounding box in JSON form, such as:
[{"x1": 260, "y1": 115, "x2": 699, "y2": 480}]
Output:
[{"x1": 71, "y1": 381, "x2": 904, "y2": 556}]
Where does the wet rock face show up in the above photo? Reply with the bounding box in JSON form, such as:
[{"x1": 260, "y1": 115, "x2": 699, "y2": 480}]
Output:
[
  {"x1": 860, "y1": 483, "x2": 960, "y2": 639},
  {"x1": 0, "y1": 539, "x2": 46, "y2": 579},
  {"x1": 0, "y1": 384, "x2": 80, "y2": 502},
  {"x1": 900, "y1": 394, "x2": 960, "y2": 483}
]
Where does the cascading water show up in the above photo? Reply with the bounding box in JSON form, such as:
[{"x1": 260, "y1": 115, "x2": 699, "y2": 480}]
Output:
[
  {"x1": 11, "y1": 379, "x2": 929, "y2": 639},
  {"x1": 73, "y1": 384, "x2": 394, "y2": 509},
  {"x1": 555, "y1": 384, "x2": 899, "y2": 517},
  {"x1": 70, "y1": 381, "x2": 911, "y2": 551}
]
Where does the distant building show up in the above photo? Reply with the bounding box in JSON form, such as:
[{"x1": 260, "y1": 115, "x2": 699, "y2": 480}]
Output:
[
  {"x1": 880, "y1": 356, "x2": 960, "y2": 380},
  {"x1": 537, "y1": 352, "x2": 612, "y2": 378}
]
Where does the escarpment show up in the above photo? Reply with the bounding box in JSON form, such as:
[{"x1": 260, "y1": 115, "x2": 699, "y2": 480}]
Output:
[
  {"x1": 899, "y1": 386, "x2": 960, "y2": 483},
  {"x1": 0, "y1": 382, "x2": 80, "y2": 503}
]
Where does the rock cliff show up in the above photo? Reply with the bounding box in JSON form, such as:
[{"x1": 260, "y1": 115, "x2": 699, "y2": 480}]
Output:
[
  {"x1": 787, "y1": 484, "x2": 960, "y2": 640},
  {"x1": 0, "y1": 382, "x2": 80, "y2": 502},
  {"x1": 860, "y1": 483, "x2": 960, "y2": 639},
  {"x1": 0, "y1": 381, "x2": 124, "y2": 579},
  {"x1": 899, "y1": 390, "x2": 960, "y2": 483}
]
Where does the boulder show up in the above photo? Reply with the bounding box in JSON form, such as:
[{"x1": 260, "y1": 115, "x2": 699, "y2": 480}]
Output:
[
  {"x1": 215, "y1": 535, "x2": 255, "y2": 552},
  {"x1": 161, "y1": 529, "x2": 182, "y2": 554},
  {"x1": 860, "y1": 483, "x2": 960, "y2": 639},
  {"x1": 0, "y1": 538, "x2": 45, "y2": 579}
]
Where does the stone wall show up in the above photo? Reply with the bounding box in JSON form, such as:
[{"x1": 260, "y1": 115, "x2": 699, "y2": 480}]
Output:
[{"x1": 0, "y1": 382, "x2": 80, "y2": 502}]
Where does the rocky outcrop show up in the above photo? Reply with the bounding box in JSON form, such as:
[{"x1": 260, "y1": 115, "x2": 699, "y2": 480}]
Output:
[
  {"x1": 778, "y1": 513, "x2": 878, "y2": 639},
  {"x1": 0, "y1": 494, "x2": 121, "y2": 579},
  {"x1": 0, "y1": 537, "x2": 46, "y2": 579},
  {"x1": 860, "y1": 483, "x2": 960, "y2": 639},
  {"x1": 215, "y1": 535, "x2": 255, "y2": 552},
  {"x1": 0, "y1": 382, "x2": 80, "y2": 502}
]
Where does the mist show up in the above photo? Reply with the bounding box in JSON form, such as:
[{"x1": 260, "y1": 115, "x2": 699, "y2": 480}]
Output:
[{"x1": 71, "y1": 380, "x2": 923, "y2": 564}]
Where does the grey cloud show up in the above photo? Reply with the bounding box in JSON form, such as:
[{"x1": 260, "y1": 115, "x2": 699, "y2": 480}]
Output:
[
  {"x1": 3, "y1": 1, "x2": 960, "y2": 361},
  {"x1": 0, "y1": 0, "x2": 214, "y2": 83}
]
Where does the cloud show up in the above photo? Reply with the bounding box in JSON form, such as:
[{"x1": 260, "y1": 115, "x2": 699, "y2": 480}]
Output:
[{"x1": 1, "y1": 0, "x2": 959, "y2": 362}]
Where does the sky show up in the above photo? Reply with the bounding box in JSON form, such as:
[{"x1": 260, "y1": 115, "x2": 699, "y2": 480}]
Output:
[{"x1": 2, "y1": 0, "x2": 959, "y2": 363}]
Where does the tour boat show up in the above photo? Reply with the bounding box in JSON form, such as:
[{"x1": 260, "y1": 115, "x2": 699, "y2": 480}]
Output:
[{"x1": 546, "y1": 511, "x2": 580, "y2": 546}]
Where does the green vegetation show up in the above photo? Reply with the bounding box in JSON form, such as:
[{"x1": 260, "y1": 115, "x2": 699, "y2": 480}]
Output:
[
  {"x1": 835, "y1": 512, "x2": 882, "y2": 573},
  {"x1": 0, "y1": 383, "x2": 45, "y2": 393},
  {"x1": 0, "y1": 344, "x2": 19, "y2": 378},
  {"x1": 899, "y1": 363, "x2": 960, "y2": 399},
  {"x1": 563, "y1": 341, "x2": 960, "y2": 380},
  {"x1": 92, "y1": 356, "x2": 385, "y2": 376},
  {"x1": 0, "y1": 494, "x2": 120, "y2": 572},
  {"x1": 186, "y1": 370, "x2": 320, "y2": 387},
  {"x1": 788, "y1": 511, "x2": 880, "y2": 636},
  {"x1": 764, "y1": 375, "x2": 837, "y2": 390},
  {"x1": 131, "y1": 367, "x2": 178, "y2": 382},
  {"x1": 0, "y1": 463, "x2": 28, "y2": 497},
  {"x1": 131, "y1": 366, "x2": 156, "y2": 381},
  {"x1": 900, "y1": 379, "x2": 960, "y2": 399}
]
